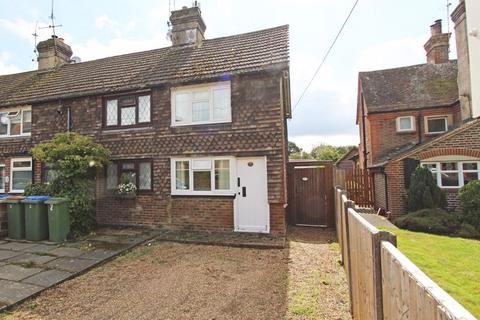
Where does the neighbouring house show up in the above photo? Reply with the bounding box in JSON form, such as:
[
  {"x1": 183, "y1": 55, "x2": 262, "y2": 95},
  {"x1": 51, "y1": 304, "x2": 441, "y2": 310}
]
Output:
[
  {"x1": 357, "y1": 1, "x2": 480, "y2": 217},
  {"x1": 0, "y1": 5, "x2": 291, "y2": 236},
  {"x1": 335, "y1": 147, "x2": 359, "y2": 171}
]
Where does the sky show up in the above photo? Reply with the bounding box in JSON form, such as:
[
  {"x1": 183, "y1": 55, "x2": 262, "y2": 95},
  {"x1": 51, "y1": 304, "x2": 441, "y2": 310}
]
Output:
[{"x1": 0, "y1": 0, "x2": 458, "y2": 151}]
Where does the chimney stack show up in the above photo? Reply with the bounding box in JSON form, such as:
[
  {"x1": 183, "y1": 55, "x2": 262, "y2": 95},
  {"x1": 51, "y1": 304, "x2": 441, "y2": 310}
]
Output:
[
  {"x1": 424, "y1": 19, "x2": 450, "y2": 64},
  {"x1": 169, "y1": 4, "x2": 206, "y2": 47},
  {"x1": 36, "y1": 36, "x2": 73, "y2": 70}
]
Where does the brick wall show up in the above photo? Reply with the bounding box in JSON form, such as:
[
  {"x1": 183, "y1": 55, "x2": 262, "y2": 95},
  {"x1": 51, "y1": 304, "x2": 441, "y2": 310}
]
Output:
[
  {"x1": 0, "y1": 71, "x2": 288, "y2": 235},
  {"x1": 365, "y1": 105, "x2": 461, "y2": 167},
  {"x1": 382, "y1": 119, "x2": 480, "y2": 217}
]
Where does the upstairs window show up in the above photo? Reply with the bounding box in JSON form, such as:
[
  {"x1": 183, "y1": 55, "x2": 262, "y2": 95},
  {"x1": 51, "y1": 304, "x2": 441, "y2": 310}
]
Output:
[
  {"x1": 104, "y1": 94, "x2": 151, "y2": 129},
  {"x1": 423, "y1": 161, "x2": 480, "y2": 188},
  {"x1": 0, "y1": 107, "x2": 32, "y2": 137},
  {"x1": 426, "y1": 116, "x2": 448, "y2": 134},
  {"x1": 396, "y1": 116, "x2": 415, "y2": 132},
  {"x1": 171, "y1": 81, "x2": 231, "y2": 126}
]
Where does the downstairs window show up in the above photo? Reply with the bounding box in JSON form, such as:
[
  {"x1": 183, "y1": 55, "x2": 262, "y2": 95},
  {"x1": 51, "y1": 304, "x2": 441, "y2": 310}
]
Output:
[
  {"x1": 106, "y1": 160, "x2": 152, "y2": 191},
  {"x1": 422, "y1": 161, "x2": 480, "y2": 188}
]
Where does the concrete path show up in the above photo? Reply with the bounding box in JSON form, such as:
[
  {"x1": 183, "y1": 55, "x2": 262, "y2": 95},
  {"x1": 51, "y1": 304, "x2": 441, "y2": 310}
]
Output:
[{"x1": 0, "y1": 228, "x2": 158, "y2": 311}]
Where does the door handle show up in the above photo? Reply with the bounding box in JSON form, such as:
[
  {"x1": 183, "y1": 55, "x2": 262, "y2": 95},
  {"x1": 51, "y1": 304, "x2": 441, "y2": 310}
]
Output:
[{"x1": 242, "y1": 187, "x2": 247, "y2": 197}]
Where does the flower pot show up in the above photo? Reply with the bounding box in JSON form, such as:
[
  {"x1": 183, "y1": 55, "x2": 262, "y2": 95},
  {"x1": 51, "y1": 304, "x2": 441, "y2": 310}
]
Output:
[{"x1": 114, "y1": 193, "x2": 137, "y2": 199}]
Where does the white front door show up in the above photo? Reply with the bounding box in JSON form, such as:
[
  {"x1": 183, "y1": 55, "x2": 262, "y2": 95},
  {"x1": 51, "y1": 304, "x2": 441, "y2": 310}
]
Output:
[{"x1": 235, "y1": 157, "x2": 269, "y2": 233}]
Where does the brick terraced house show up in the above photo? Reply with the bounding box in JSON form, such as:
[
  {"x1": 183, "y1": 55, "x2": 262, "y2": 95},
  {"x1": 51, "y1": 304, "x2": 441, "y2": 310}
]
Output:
[
  {"x1": 0, "y1": 5, "x2": 291, "y2": 235},
  {"x1": 357, "y1": 5, "x2": 480, "y2": 218}
]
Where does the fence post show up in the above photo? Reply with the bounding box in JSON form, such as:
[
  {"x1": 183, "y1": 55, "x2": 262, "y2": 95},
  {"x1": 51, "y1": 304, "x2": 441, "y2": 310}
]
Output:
[
  {"x1": 371, "y1": 230, "x2": 398, "y2": 319},
  {"x1": 343, "y1": 197, "x2": 355, "y2": 316}
]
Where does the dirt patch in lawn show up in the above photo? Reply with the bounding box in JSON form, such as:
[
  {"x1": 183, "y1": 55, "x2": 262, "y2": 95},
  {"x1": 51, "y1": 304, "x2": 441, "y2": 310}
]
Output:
[{"x1": 1, "y1": 228, "x2": 350, "y2": 320}]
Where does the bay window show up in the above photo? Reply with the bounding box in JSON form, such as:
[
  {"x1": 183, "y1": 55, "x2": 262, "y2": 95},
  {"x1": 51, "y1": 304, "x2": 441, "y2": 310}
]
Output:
[
  {"x1": 422, "y1": 161, "x2": 480, "y2": 188},
  {"x1": 171, "y1": 158, "x2": 234, "y2": 195},
  {"x1": 104, "y1": 94, "x2": 151, "y2": 129},
  {"x1": 11, "y1": 158, "x2": 32, "y2": 193},
  {"x1": 106, "y1": 160, "x2": 152, "y2": 191},
  {"x1": 0, "y1": 107, "x2": 32, "y2": 137},
  {"x1": 171, "y1": 81, "x2": 231, "y2": 126}
]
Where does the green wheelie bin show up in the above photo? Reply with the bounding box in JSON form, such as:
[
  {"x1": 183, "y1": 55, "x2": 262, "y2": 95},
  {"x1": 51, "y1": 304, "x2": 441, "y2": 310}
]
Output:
[
  {"x1": 5, "y1": 196, "x2": 25, "y2": 240},
  {"x1": 22, "y1": 196, "x2": 51, "y2": 241},
  {"x1": 45, "y1": 197, "x2": 70, "y2": 242}
]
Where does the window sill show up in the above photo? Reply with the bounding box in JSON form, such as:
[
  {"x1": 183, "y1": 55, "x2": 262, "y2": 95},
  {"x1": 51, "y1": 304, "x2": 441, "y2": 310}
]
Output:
[
  {"x1": 396, "y1": 130, "x2": 416, "y2": 134},
  {"x1": 0, "y1": 135, "x2": 31, "y2": 140},
  {"x1": 101, "y1": 126, "x2": 154, "y2": 134},
  {"x1": 425, "y1": 131, "x2": 447, "y2": 136},
  {"x1": 171, "y1": 192, "x2": 235, "y2": 198},
  {"x1": 171, "y1": 120, "x2": 232, "y2": 128}
]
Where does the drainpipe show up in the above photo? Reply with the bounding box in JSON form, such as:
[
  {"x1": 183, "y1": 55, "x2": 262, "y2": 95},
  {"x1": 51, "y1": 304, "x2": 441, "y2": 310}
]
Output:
[
  {"x1": 417, "y1": 111, "x2": 422, "y2": 144},
  {"x1": 382, "y1": 167, "x2": 389, "y2": 211}
]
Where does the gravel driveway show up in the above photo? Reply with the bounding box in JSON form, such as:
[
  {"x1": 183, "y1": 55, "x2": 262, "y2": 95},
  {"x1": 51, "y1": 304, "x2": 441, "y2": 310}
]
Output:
[{"x1": 1, "y1": 228, "x2": 350, "y2": 320}]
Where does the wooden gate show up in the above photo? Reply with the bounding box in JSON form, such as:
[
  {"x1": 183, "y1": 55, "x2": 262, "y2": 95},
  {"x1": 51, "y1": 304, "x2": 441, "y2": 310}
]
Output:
[
  {"x1": 345, "y1": 168, "x2": 374, "y2": 207},
  {"x1": 287, "y1": 161, "x2": 334, "y2": 227}
]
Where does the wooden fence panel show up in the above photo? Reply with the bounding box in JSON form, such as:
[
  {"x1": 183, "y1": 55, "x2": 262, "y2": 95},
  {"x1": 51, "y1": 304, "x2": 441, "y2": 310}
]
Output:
[
  {"x1": 335, "y1": 168, "x2": 346, "y2": 189},
  {"x1": 345, "y1": 168, "x2": 374, "y2": 207},
  {"x1": 381, "y1": 242, "x2": 476, "y2": 320}
]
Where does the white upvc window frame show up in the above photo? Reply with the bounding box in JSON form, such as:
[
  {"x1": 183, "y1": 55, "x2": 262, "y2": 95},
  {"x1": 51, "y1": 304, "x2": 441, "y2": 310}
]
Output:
[
  {"x1": 422, "y1": 161, "x2": 480, "y2": 189},
  {"x1": 171, "y1": 81, "x2": 232, "y2": 127},
  {"x1": 0, "y1": 106, "x2": 32, "y2": 138},
  {"x1": 425, "y1": 116, "x2": 448, "y2": 134},
  {"x1": 396, "y1": 116, "x2": 415, "y2": 132},
  {"x1": 10, "y1": 157, "x2": 33, "y2": 193},
  {"x1": 0, "y1": 164, "x2": 5, "y2": 193},
  {"x1": 171, "y1": 157, "x2": 236, "y2": 196}
]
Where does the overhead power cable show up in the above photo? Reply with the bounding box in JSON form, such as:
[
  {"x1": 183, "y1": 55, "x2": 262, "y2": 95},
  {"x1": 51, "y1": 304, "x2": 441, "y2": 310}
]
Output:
[{"x1": 292, "y1": 0, "x2": 360, "y2": 114}]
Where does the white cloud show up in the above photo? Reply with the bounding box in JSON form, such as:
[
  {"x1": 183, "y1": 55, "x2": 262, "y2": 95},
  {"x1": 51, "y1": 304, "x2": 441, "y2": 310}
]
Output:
[
  {"x1": 95, "y1": 14, "x2": 136, "y2": 38},
  {"x1": 0, "y1": 52, "x2": 21, "y2": 75},
  {"x1": 0, "y1": 18, "x2": 53, "y2": 46}
]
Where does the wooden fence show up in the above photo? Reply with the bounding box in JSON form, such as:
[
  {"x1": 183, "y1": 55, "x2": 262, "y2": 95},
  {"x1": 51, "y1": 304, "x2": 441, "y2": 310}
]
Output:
[
  {"x1": 335, "y1": 188, "x2": 476, "y2": 320},
  {"x1": 336, "y1": 168, "x2": 374, "y2": 207}
]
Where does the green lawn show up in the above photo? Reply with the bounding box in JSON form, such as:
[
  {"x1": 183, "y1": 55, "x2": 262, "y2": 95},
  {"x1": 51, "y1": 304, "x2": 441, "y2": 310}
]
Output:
[{"x1": 384, "y1": 228, "x2": 480, "y2": 318}]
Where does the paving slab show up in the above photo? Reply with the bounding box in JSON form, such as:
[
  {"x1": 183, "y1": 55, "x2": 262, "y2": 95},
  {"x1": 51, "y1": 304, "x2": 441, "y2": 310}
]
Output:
[
  {"x1": 48, "y1": 247, "x2": 84, "y2": 258},
  {"x1": 0, "y1": 262, "x2": 5, "y2": 267},
  {"x1": 45, "y1": 257, "x2": 98, "y2": 273},
  {"x1": 22, "y1": 244, "x2": 59, "y2": 254},
  {"x1": 0, "y1": 240, "x2": 6, "y2": 245},
  {"x1": 7, "y1": 253, "x2": 58, "y2": 265},
  {"x1": 0, "y1": 279, "x2": 43, "y2": 305},
  {"x1": 0, "y1": 264, "x2": 43, "y2": 281},
  {"x1": 22, "y1": 270, "x2": 73, "y2": 288},
  {"x1": 80, "y1": 249, "x2": 117, "y2": 261},
  {"x1": 0, "y1": 250, "x2": 23, "y2": 261},
  {"x1": 0, "y1": 242, "x2": 37, "y2": 252}
]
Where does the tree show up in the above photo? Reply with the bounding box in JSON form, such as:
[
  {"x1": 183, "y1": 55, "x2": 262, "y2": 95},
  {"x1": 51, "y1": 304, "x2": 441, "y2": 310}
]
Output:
[
  {"x1": 310, "y1": 144, "x2": 356, "y2": 162},
  {"x1": 30, "y1": 132, "x2": 110, "y2": 235},
  {"x1": 288, "y1": 141, "x2": 302, "y2": 155},
  {"x1": 405, "y1": 166, "x2": 447, "y2": 212}
]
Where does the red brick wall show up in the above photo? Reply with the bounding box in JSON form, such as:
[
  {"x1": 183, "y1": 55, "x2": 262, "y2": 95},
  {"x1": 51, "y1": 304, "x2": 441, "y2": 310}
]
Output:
[
  {"x1": 0, "y1": 71, "x2": 288, "y2": 235},
  {"x1": 365, "y1": 105, "x2": 461, "y2": 167}
]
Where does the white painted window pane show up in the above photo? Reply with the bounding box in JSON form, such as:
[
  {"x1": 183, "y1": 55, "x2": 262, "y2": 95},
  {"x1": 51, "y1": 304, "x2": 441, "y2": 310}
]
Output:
[
  {"x1": 463, "y1": 163, "x2": 478, "y2": 171},
  {"x1": 12, "y1": 171, "x2": 31, "y2": 190},
  {"x1": 441, "y1": 172, "x2": 459, "y2": 187},
  {"x1": 192, "y1": 101, "x2": 210, "y2": 122},
  {"x1": 0, "y1": 113, "x2": 7, "y2": 135},
  {"x1": 121, "y1": 107, "x2": 136, "y2": 126},
  {"x1": 192, "y1": 159, "x2": 211, "y2": 170},
  {"x1": 441, "y1": 162, "x2": 457, "y2": 171},
  {"x1": 215, "y1": 160, "x2": 230, "y2": 190},
  {"x1": 399, "y1": 117, "x2": 412, "y2": 130},
  {"x1": 193, "y1": 90, "x2": 209, "y2": 101},
  {"x1": 106, "y1": 164, "x2": 118, "y2": 189},
  {"x1": 22, "y1": 110, "x2": 32, "y2": 133},
  {"x1": 139, "y1": 162, "x2": 152, "y2": 190},
  {"x1": 175, "y1": 93, "x2": 190, "y2": 123},
  {"x1": 138, "y1": 96, "x2": 151, "y2": 123},
  {"x1": 193, "y1": 171, "x2": 211, "y2": 191},
  {"x1": 213, "y1": 88, "x2": 229, "y2": 120},
  {"x1": 13, "y1": 161, "x2": 31, "y2": 168},
  {"x1": 464, "y1": 172, "x2": 479, "y2": 185},
  {"x1": 106, "y1": 100, "x2": 118, "y2": 126},
  {"x1": 175, "y1": 161, "x2": 190, "y2": 190}
]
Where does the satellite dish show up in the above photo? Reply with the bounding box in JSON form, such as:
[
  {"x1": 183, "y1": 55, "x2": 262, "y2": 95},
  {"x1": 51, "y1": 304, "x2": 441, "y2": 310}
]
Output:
[{"x1": 71, "y1": 56, "x2": 82, "y2": 63}]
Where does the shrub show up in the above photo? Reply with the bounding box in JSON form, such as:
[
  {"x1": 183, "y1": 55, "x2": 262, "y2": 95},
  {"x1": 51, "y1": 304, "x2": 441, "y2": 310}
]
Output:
[
  {"x1": 457, "y1": 223, "x2": 480, "y2": 239},
  {"x1": 394, "y1": 208, "x2": 459, "y2": 235},
  {"x1": 30, "y1": 132, "x2": 110, "y2": 236},
  {"x1": 23, "y1": 183, "x2": 53, "y2": 196},
  {"x1": 406, "y1": 166, "x2": 447, "y2": 212},
  {"x1": 459, "y1": 180, "x2": 480, "y2": 229}
]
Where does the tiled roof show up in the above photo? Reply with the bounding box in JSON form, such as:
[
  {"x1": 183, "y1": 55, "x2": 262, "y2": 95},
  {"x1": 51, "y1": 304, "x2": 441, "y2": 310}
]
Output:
[
  {"x1": 0, "y1": 25, "x2": 289, "y2": 107},
  {"x1": 360, "y1": 60, "x2": 458, "y2": 113}
]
